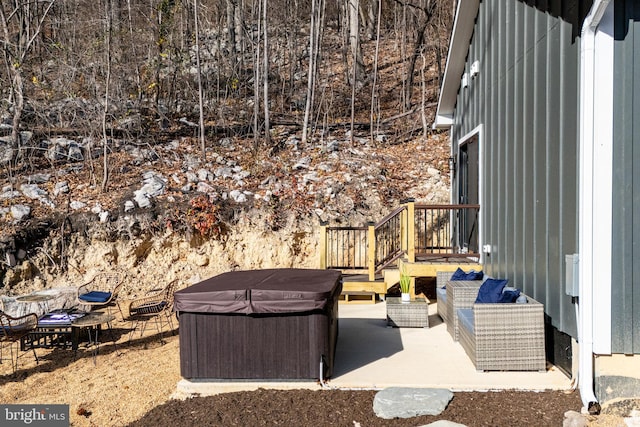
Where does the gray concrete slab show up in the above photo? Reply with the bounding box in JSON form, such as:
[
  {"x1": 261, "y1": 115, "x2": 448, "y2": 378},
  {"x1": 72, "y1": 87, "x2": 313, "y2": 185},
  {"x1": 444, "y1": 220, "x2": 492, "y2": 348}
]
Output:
[{"x1": 175, "y1": 301, "x2": 573, "y2": 397}]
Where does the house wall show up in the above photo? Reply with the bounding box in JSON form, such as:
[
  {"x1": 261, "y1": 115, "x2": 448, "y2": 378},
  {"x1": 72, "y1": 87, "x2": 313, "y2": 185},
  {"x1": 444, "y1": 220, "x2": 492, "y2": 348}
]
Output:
[
  {"x1": 607, "y1": 0, "x2": 640, "y2": 359},
  {"x1": 449, "y1": 0, "x2": 592, "y2": 339}
]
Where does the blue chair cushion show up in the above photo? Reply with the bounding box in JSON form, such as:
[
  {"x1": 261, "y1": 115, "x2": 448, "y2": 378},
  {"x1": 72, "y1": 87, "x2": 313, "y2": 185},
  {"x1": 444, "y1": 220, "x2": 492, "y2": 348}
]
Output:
[
  {"x1": 457, "y1": 308, "x2": 475, "y2": 334},
  {"x1": 475, "y1": 279, "x2": 508, "y2": 303},
  {"x1": 436, "y1": 287, "x2": 447, "y2": 303},
  {"x1": 498, "y1": 289, "x2": 521, "y2": 303},
  {"x1": 79, "y1": 291, "x2": 112, "y2": 303},
  {"x1": 450, "y1": 267, "x2": 484, "y2": 281}
]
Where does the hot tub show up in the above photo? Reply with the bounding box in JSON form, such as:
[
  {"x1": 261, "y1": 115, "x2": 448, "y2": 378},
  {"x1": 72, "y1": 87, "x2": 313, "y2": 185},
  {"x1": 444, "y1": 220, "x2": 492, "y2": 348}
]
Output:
[{"x1": 174, "y1": 268, "x2": 342, "y2": 380}]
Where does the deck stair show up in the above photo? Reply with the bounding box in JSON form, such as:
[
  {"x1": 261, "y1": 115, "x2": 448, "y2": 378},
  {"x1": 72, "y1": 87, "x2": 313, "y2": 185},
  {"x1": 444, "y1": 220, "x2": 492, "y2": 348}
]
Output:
[
  {"x1": 321, "y1": 200, "x2": 482, "y2": 304},
  {"x1": 340, "y1": 273, "x2": 386, "y2": 303}
]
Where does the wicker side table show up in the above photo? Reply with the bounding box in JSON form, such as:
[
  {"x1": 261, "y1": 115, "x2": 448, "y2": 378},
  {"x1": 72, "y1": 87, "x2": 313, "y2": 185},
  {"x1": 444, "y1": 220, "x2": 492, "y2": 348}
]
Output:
[{"x1": 386, "y1": 296, "x2": 429, "y2": 328}]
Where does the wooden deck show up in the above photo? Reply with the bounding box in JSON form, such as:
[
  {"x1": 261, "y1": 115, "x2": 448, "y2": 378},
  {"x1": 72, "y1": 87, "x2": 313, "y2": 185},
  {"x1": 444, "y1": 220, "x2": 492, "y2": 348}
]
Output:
[
  {"x1": 338, "y1": 258, "x2": 482, "y2": 304},
  {"x1": 402, "y1": 257, "x2": 481, "y2": 278},
  {"x1": 322, "y1": 200, "x2": 483, "y2": 304}
]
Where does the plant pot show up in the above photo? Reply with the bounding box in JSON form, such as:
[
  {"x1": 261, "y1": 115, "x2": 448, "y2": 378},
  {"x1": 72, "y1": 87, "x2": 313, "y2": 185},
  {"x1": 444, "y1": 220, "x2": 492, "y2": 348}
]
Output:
[{"x1": 401, "y1": 292, "x2": 411, "y2": 303}]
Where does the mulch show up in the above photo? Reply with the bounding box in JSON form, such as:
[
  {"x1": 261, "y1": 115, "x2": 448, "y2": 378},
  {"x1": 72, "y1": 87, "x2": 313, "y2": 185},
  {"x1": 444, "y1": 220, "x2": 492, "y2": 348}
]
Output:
[{"x1": 126, "y1": 388, "x2": 583, "y2": 427}]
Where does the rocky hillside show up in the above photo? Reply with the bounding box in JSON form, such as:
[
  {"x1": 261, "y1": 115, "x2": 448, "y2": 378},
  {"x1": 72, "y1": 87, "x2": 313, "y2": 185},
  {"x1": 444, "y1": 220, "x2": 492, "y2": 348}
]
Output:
[{"x1": 0, "y1": 127, "x2": 451, "y2": 297}]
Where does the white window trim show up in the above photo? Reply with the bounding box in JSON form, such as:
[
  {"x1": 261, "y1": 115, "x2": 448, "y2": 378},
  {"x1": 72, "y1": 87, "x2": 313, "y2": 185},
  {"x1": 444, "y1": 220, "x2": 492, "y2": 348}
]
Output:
[{"x1": 456, "y1": 124, "x2": 484, "y2": 264}]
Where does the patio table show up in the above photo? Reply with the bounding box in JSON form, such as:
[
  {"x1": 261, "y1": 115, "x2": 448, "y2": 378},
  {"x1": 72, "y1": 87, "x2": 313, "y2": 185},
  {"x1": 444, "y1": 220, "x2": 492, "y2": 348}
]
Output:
[
  {"x1": 22, "y1": 310, "x2": 86, "y2": 351},
  {"x1": 72, "y1": 312, "x2": 117, "y2": 364},
  {"x1": 15, "y1": 292, "x2": 58, "y2": 315}
]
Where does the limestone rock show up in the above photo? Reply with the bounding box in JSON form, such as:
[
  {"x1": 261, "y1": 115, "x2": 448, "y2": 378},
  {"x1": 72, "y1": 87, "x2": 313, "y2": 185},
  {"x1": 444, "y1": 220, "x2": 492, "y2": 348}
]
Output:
[
  {"x1": 10, "y1": 204, "x2": 31, "y2": 221},
  {"x1": 563, "y1": 410, "x2": 589, "y2": 427},
  {"x1": 230, "y1": 190, "x2": 247, "y2": 203},
  {"x1": 70, "y1": 201, "x2": 86, "y2": 210},
  {"x1": 373, "y1": 387, "x2": 453, "y2": 420},
  {"x1": 54, "y1": 181, "x2": 70, "y2": 196}
]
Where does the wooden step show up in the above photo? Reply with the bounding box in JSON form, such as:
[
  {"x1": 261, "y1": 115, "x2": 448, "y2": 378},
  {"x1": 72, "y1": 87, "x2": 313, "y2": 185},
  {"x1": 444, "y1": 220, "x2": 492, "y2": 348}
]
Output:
[
  {"x1": 339, "y1": 290, "x2": 377, "y2": 304},
  {"x1": 340, "y1": 273, "x2": 388, "y2": 303},
  {"x1": 341, "y1": 279, "x2": 387, "y2": 295}
]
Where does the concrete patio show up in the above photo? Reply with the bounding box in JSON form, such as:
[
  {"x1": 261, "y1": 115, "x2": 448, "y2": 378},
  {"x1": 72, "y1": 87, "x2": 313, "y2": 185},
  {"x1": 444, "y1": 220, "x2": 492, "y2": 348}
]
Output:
[{"x1": 176, "y1": 300, "x2": 573, "y2": 397}]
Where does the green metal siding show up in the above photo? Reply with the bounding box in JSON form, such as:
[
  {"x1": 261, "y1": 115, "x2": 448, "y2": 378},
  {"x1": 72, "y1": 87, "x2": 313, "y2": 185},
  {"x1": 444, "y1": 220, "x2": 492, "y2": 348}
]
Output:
[
  {"x1": 450, "y1": 0, "x2": 590, "y2": 338},
  {"x1": 612, "y1": 0, "x2": 640, "y2": 354}
]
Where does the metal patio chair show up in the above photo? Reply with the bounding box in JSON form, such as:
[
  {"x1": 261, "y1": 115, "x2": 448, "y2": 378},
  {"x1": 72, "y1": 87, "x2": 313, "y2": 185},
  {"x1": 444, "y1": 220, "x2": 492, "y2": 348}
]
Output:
[
  {"x1": 122, "y1": 279, "x2": 178, "y2": 344},
  {"x1": 0, "y1": 310, "x2": 39, "y2": 374},
  {"x1": 76, "y1": 271, "x2": 125, "y2": 317}
]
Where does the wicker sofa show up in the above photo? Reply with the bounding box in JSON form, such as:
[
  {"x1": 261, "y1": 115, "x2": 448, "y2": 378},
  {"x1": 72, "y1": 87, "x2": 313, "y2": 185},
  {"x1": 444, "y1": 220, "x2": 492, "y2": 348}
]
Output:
[
  {"x1": 435, "y1": 271, "x2": 453, "y2": 325},
  {"x1": 456, "y1": 295, "x2": 546, "y2": 372},
  {"x1": 444, "y1": 279, "x2": 484, "y2": 341}
]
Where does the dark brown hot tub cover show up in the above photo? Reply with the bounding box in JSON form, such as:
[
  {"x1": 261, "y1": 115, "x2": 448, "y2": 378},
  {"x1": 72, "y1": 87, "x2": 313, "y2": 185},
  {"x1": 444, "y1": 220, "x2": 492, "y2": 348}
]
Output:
[{"x1": 173, "y1": 268, "x2": 342, "y2": 314}]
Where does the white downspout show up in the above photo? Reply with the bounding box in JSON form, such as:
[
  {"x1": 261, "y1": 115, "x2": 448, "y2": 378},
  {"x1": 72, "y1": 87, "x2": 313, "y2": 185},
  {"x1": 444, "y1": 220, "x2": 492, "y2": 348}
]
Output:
[{"x1": 578, "y1": 0, "x2": 611, "y2": 414}]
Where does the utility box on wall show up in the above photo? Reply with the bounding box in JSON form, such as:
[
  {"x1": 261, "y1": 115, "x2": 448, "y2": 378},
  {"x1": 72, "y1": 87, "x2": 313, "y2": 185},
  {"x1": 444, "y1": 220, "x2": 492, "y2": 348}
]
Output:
[{"x1": 565, "y1": 254, "x2": 579, "y2": 297}]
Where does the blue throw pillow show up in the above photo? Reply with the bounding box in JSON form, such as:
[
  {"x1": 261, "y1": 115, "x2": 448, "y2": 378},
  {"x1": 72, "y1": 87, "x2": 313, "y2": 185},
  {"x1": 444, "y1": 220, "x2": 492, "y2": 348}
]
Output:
[
  {"x1": 475, "y1": 279, "x2": 508, "y2": 303},
  {"x1": 450, "y1": 267, "x2": 467, "y2": 280},
  {"x1": 450, "y1": 268, "x2": 484, "y2": 281},
  {"x1": 465, "y1": 270, "x2": 484, "y2": 280},
  {"x1": 498, "y1": 289, "x2": 520, "y2": 303}
]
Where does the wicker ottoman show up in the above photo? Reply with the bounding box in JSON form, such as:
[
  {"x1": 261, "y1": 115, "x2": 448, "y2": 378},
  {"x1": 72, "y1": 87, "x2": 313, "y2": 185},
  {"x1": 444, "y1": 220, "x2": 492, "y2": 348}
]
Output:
[{"x1": 386, "y1": 296, "x2": 429, "y2": 328}]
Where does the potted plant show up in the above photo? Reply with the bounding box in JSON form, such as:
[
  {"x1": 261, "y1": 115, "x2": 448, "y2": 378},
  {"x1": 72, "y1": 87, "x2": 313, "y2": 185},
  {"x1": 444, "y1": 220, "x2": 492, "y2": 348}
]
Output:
[{"x1": 399, "y1": 266, "x2": 411, "y2": 303}]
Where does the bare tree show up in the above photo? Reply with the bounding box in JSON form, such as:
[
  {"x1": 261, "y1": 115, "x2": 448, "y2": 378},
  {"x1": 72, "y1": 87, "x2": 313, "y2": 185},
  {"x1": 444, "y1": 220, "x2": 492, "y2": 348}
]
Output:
[
  {"x1": 361, "y1": 0, "x2": 377, "y2": 40},
  {"x1": 347, "y1": 0, "x2": 362, "y2": 145},
  {"x1": 402, "y1": 0, "x2": 436, "y2": 110},
  {"x1": 369, "y1": 0, "x2": 381, "y2": 144},
  {"x1": 302, "y1": 0, "x2": 323, "y2": 144},
  {"x1": 126, "y1": 0, "x2": 142, "y2": 101},
  {"x1": 101, "y1": 0, "x2": 113, "y2": 192},
  {"x1": 253, "y1": 0, "x2": 261, "y2": 149},
  {"x1": 262, "y1": 0, "x2": 270, "y2": 145},
  {"x1": 194, "y1": 0, "x2": 206, "y2": 157},
  {"x1": 0, "y1": 0, "x2": 56, "y2": 153},
  {"x1": 347, "y1": 0, "x2": 364, "y2": 88}
]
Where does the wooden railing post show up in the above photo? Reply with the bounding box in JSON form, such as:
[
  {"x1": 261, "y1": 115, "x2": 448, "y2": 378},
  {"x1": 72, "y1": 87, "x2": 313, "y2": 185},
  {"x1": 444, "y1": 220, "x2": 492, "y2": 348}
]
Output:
[
  {"x1": 401, "y1": 203, "x2": 408, "y2": 254},
  {"x1": 319, "y1": 221, "x2": 327, "y2": 269},
  {"x1": 406, "y1": 199, "x2": 416, "y2": 263},
  {"x1": 367, "y1": 222, "x2": 376, "y2": 281}
]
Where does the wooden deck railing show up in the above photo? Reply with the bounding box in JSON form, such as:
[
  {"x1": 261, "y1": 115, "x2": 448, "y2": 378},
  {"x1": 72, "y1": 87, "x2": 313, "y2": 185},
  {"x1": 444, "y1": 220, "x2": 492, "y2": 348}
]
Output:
[
  {"x1": 414, "y1": 203, "x2": 480, "y2": 258},
  {"x1": 319, "y1": 200, "x2": 480, "y2": 280}
]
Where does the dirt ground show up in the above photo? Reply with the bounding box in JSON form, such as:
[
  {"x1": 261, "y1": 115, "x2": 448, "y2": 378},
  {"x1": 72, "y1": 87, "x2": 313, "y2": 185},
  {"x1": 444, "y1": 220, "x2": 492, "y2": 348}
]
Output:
[{"x1": 1, "y1": 312, "x2": 636, "y2": 427}]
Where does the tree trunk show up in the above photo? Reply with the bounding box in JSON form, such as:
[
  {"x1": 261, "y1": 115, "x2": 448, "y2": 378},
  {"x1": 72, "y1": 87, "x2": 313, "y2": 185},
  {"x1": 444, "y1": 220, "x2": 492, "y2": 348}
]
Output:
[
  {"x1": 126, "y1": 0, "x2": 142, "y2": 101},
  {"x1": 234, "y1": 0, "x2": 244, "y2": 64},
  {"x1": 347, "y1": 0, "x2": 365, "y2": 88},
  {"x1": 403, "y1": 0, "x2": 435, "y2": 111},
  {"x1": 369, "y1": 0, "x2": 381, "y2": 144},
  {"x1": 10, "y1": 72, "x2": 24, "y2": 150},
  {"x1": 101, "y1": 0, "x2": 113, "y2": 193},
  {"x1": 362, "y1": 0, "x2": 377, "y2": 41},
  {"x1": 262, "y1": 0, "x2": 270, "y2": 145},
  {"x1": 302, "y1": 0, "x2": 319, "y2": 144},
  {"x1": 194, "y1": 0, "x2": 206, "y2": 157},
  {"x1": 226, "y1": 0, "x2": 238, "y2": 59},
  {"x1": 253, "y1": 0, "x2": 261, "y2": 149}
]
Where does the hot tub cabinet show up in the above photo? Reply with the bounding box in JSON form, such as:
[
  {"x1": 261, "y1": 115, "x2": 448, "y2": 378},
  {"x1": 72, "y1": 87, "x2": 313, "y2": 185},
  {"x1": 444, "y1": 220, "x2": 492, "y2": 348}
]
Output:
[{"x1": 174, "y1": 268, "x2": 342, "y2": 380}]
